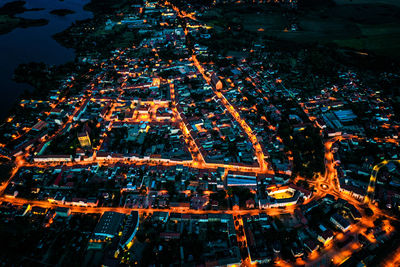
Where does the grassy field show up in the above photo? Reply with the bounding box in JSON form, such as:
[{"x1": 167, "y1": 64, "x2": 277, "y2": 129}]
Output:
[
  {"x1": 334, "y1": 0, "x2": 400, "y2": 8},
  {"x1": 242, "y1": 13, "x2": 286, "y2": 32},
  {"x1": 334, "y1": 23, "x2": 400, "y2": 56},
  {"x1": 204, "y1": 1, "x2": 400, "y2": 58}
]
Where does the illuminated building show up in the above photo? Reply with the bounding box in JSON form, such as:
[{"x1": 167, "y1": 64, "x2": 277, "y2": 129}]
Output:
[
  {"x1": 152, "y1": 211, "x2": 169, "y2": 223},
  {"x1": 170, "y1": 202, "x2": 190, "y2": 211},
  {"x1": 291, "y1": 244, "x2": 304, "y2": 258},
  {"x1": 55, "y1": 207, "x2": 71, "y2": 217},
  {"x1": 152, "y1": 77, "x2": 161, "y2": 87},
  {"x1": 304, "y1": 240, "x2": 319, "y2": 253},
  {"x1": 339, "y1": 182, "x2": 365, "y2": 202},
  {"x1": 210, "y1": 72, "x2": 223, "y2": 90},
  {"x1": 318, "y1": 229, "x2": 334, "y2": 246},
  {"x1": 78, "y1": 131, "x2": 91, "y2": 148},
  {"x1": 33, "y1": 155, "x2": 72, "y2": 162},
  {"x1": 32, "y1": 121, "x2": 48, "y2": 131},
  {"x1": 31, "y1": 206, "x2": 47, "y2": 215},
  {"x1": 91, "y1": 211, "x2": 125, "y2": 243},
  {"x1": 118, "y1": 211, "x2": 139, "y2": 251},
  {"x1": 330, "y1": 213, "x2": 351, "y2": 232},
  {"x1": 226, "y1": 172, "x2": 257, "y2": 187},
  {"x1": 343, "y1": 203, "x2": 362, "y2": 221},
  {"x1": 259, "y1": 184, "x2": 312, "y2": 208}
]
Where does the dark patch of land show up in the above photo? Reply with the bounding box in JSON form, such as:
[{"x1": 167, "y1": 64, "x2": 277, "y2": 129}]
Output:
[
  {"x1": 50, "y1": 8, "x2": 75, "y2": 16},
  {"x1": 0, "y1": 1, "x2": 47, "y2": 35},
  {"x1": 0, "y1": 161, "x2": 13, "y2": 183},
  {"x1": 83, "y1": 0, "x2": 135, "y2": 15},
  {"x1": 53, "y1": 0, "x2": 145, "y2": 58},
  {"x1": 0, "y1": 1, "x2": 44, "y2": 15},
  {"x1": 203, "y1": 0, "x2": 400, "y2": 58},
  {"x1": 0, "y1": 15, "x2": 48, "y2": 34}
]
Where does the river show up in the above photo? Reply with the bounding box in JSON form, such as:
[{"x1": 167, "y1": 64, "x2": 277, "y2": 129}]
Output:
[{"x1": 0, "y1": 0, "x2": 92, "y2": 119}]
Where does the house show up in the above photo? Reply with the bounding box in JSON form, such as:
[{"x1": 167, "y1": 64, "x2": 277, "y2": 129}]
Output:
[
  {"x1": 31, "y1": 206, "x2": 47, "y2": 215},
  {"x1": 118, "y1": 211, "x2": 139, "y2": 250},
  {"x1": 304, "y1": 239, "x2": 319, "y2": 253},
  {"x1": 339, "y1": 180, "x2": 366, "y2": 202},
  {"x1": 34, "y1": 155, "x2": 72, "y2": 162},
  {"x1": 246, "y1": 199, "x2": 255, "y2": 209},
  {"x1": 160, "y1": 232, "x2": 180, "y2": 240},
  {"x1": 169, "y1": 202, "x2": 190, "y2": 211},
  {"x1": 291, "y1": 244, "x2": 304, "y2": 258},
  {"x1": 211, "y1": 200, "x2": 219, "y2": 209},
  {"x1": 330, "y1": 213, "x2": 351, "y2": 232},
  {"x1": 344, "y1": 203, "x2": 362, "y2": 220},
  {"x1": 78, "y1": 131, "x2": 91, "y2": 148},
  {"x1": 318, "y1": 229, "x2": 334, "y2": 246},
  {"x1": 191, "y1": 196, "x2": 209, "y2": 210},
  {"x1": 55, "y1": 207, "x2": 71, "y2": 217},
  {"x1": 386, "y1": 162, "x2": 397, "y2": 173},
  {"x1": 32, "y1": 121, "x2": 48, "y2": 131},
  {"x1": 152, "y1": 211, "x2": 169, "y2": 222},
  {"x1": 226, "y1": 172, "x2": 257, "y2": 187},
  {"x1": 210, "y1": 72, "x2": 223, "y2": 90}
]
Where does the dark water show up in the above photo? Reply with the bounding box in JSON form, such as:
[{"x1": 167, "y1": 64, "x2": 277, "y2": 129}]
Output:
[{"x1": 0, "y1": 0, "x2": 92, "y2": 119}]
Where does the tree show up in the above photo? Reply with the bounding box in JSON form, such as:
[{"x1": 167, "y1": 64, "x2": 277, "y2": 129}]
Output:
[{"x1": 165, "y1": 181, "x2": 176, "y2": 197}]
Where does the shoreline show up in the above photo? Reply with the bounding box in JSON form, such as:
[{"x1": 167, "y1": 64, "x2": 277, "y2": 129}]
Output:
[
  {"x1": 0, "y1": 17, "x2": 49, "y2": 35},
  {"x1": 0, "y1": 0, "x2": 94, "y2": 121},
  {"x1": 0, "y1": 1, "x2": 49, "y2": 35},
  {"x1": 49, "y1": 8, "x2": 75, "y2": 16}
]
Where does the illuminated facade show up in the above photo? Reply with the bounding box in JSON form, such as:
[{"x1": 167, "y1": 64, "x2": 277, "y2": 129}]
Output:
[{"x1": 78, "y1": 131, "x2": 91, "y2": 148}]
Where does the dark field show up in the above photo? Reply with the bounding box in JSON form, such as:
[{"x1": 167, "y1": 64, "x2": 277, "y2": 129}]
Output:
[{"x1": 204, "y1": 0, "x2": 400, "y2": 58}]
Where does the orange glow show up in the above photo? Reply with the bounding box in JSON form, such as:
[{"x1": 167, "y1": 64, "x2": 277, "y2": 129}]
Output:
[{"x1": 4, "y1": 5, "x2": 400, "y2": 267}]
